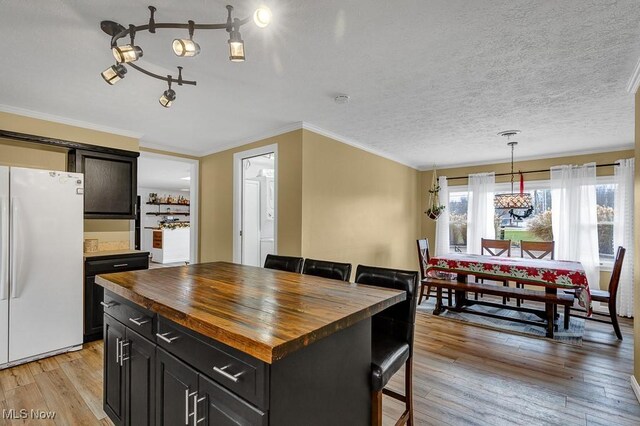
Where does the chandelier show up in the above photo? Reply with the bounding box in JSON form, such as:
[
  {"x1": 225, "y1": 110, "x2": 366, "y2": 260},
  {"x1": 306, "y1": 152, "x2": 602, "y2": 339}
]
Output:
[
  {"x1": 493, "y1": 131, "x2": 534, "y2": 219},
  {"x1": 100, "y1": 4, "x2": 272, "y2": 108}
]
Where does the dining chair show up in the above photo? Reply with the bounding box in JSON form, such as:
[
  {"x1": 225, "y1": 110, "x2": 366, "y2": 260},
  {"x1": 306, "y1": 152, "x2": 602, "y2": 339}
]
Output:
[
  {"x1": 416, "y1": 239, "x2": 452, "y2": 306},
  {"x1": 355, "y1": 265, "x2": 418, "y2": 426},
  {"x1": 302, "y1": 258, "x2": 352, "y2": 281},
  {"x1": 263, "y1": 254, "x2": 304, "y2": 273},
  {"x1": 476, "y1": 238, "x2": 511, "y2": 304},
  {"x1": 516, "y1": 241, "x2": 555, "y2": 307},
  {"x1": 564, "y1": 246, "x2": 626, "y2": 340}
]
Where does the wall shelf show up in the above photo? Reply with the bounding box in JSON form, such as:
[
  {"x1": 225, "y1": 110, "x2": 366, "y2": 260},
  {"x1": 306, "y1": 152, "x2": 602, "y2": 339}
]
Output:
[
  {"x1": 146, "y1": 202, "x2": 190, "y2": 206},
  {"x1": 146, "y1": 212, "x2": 190, "y2": 216}
]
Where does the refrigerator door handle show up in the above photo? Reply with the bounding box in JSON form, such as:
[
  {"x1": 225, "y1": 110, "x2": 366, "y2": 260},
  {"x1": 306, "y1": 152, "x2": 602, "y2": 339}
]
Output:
[
  {"x1": 0, "y1": 196, "x2": 7, "y2": 301},
  {"x1": 10, "y1": 198, "x2": 18, "y2": 299}
]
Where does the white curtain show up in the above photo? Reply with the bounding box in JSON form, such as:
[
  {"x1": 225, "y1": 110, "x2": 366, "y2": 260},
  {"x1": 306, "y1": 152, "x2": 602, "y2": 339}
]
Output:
[
  {"x1": 435, "y1": 176, "x2": 450, "y2": 256},
  {"x1": 613, "y1": 158, "x2": 634, "y2": 317},
  {"x1": 550, "y1": 163, "x2": 600, "y2": 292},
  {"x1": 466, "y1": 172, "x2": 495, "y2": 254}
]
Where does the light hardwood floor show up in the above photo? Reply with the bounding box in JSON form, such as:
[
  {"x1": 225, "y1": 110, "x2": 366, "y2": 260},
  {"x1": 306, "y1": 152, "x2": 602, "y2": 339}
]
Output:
[{"x1": 0, "y1": 310, "x2": 636, "y2": 425}]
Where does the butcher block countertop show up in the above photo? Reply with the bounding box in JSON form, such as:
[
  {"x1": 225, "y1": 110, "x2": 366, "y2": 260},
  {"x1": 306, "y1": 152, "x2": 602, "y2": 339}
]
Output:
[{"x1": 95, "y1": 262, "x2": 406, "y2": 364}]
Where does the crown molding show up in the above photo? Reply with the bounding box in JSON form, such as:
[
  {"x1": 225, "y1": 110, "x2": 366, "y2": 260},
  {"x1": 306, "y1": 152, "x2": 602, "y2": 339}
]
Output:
[
  {"x1": 139, "y1": 141, "x2": 203, "y2": 157},
  {"x1": 0, "y1": 104, "x2": 143, "y2": 139},
  {"x1": 421, "y1": 144, "x2": 634, "y2": 172},
  {"x1": 301, "y1": 122, "x2": 419, "y2": 170},
  {"x1": 198, "y1": 122, "x2": 304, "y2": 157},
  {"x1": 626, "y1": 57, "x2": 640, "y2": 94}
]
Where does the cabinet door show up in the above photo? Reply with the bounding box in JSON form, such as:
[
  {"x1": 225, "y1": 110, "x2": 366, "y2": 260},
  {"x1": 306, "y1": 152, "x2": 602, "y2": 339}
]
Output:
[
  {"x1": 104, "y1": 315, "x2": 126, "y2": 426},
  {"x1": 156, "y1": 347, "x2": 198, "y2": 426},
  {"x1": 125, "y1": 328, "x2": 156, "y2": 426},
  {"x1": 198, "y1": 374, "x2": 267, "y2": 426}
]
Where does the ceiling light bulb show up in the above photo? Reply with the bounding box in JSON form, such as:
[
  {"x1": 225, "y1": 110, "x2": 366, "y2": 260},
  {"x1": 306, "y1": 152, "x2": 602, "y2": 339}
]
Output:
[
  {"x1": 228, "y1": 30, "x2": 245, "y2": 62},
  {"x1": 101, "y1": 64, "x2": 127, "y2": 85},
  {"x1": 172, "y1": 39, "x2": 201, "y2": 57},
  {"x1": 112, "y1": 44, "x2": 143, "y2": 63},
  {"x1": 159, "y1": 89, "x2": 176, "y2": 108},
  {"x1": 253, "y1": 6, "x2": 272, "y2": 28}
]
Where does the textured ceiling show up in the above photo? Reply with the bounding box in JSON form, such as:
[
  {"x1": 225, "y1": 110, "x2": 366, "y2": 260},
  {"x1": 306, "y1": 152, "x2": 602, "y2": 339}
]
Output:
[{"x1": 1, "y1": 0, "x2": 639, "y2": 168}]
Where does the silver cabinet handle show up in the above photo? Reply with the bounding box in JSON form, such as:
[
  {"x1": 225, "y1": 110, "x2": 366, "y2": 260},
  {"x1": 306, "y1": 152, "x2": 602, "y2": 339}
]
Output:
[
  {"x1": 113, "y1": 263, "x2": 129, "y2": 268},
  {"x1": 115, "y1": 337, "x2": 121, "y2": 365},
  {"x1": 156, "y1": 332, "x2": 179, "y2": 344},
  {"x1": 184, "y1": 389, "x2": 190, "y2": 425},
  {"x1": 191, "y1": 393, "x2": 206, "y2": 425},
  {"x1": 100, "y1": 301, "x2": 115, "y2": 309},
  {"x1": 129, "y1": 317, "x2": 150, "y2": 326},
  {"x1": 212, "y1": 365, "x2": 243, "y2": 383},
  {"x1": 120, "y1": 341, "x2": 130, "y2": 366}
]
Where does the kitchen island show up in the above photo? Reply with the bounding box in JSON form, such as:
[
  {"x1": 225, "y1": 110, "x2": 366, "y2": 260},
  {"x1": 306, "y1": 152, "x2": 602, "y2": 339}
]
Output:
[{"x1": 96, "y1": 262, "x2": 405, "y2": 425}]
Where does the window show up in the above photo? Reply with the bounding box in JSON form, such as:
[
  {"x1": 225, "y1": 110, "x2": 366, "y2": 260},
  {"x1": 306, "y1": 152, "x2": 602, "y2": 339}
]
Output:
[{"x1": 447, "y1": 178, "x2": 615, "y2": 263}]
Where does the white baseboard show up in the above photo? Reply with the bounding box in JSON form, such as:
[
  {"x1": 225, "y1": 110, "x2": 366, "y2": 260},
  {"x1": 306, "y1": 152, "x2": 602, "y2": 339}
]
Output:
[{"x1": 631, "y1": 375, "x2": 640, "y2": 403}]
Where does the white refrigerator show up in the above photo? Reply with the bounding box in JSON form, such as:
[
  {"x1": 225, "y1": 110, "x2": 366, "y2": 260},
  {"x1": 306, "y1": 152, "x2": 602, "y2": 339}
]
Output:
[{"x1": 0, "y1": 166, "x2": 84, "y2": 367}]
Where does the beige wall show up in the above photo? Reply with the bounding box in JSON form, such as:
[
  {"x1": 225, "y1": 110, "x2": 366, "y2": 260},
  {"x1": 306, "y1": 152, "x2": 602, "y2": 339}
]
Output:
[
  {"x1": 634, "y1": 91, "x2": 640, "y2": 381},
  {"x1": 301, "y1": 130, "x2": 420, "y2": 274},
  {"x1": 199, "y1": 130, "x2": 303, "y2": 262},
  {"x1": 420, "y1": 149, "x2": 635, "y2": 291},
  {"x1": 0, "y1": 112, "x2": 139, "y2": 248}
]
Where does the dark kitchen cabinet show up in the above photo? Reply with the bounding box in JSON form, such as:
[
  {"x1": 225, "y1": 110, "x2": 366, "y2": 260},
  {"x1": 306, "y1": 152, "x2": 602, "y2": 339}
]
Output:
[
  {"x1": 104, "y1": 314, "x2": 156, "y2": 426},
  {"x1": 156, "y1": 348, "x2": 199, "y2": 426},
  {"x1": 68, "y1": 149, "x2": 138, "y2": 219},
  {"x1": 84, "y1": 252, "x2": 149, "y2": 342}
]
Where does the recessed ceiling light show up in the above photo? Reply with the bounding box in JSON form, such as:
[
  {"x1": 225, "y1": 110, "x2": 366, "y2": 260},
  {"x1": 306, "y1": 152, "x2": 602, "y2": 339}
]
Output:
[
  {"x1": 180, "y1": 176, "x2": 191, "y2": 180},
  {"x1": 334, "y1": 94, "x2": 350, "y2": 104}
]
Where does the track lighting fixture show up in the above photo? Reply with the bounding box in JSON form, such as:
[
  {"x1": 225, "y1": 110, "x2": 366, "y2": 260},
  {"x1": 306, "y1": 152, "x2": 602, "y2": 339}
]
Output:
[
  {"x1": 99, "y1": 4, "x2": 272, "y2": 107},
  {"x1": 172, "y1": 20, "x2": 200, "y2": 57},
  {"x1": 101, "y1": 64, "x2": 127, "y2": 85}
]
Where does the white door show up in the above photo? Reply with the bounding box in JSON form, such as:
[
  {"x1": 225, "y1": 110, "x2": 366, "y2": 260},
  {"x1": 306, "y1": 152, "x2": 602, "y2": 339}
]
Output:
[
  {"x1": 9, "y1": 168, "x2": 84, "y2": 362},
  {"x1": 242, "y1": 180, "x2": 261, "y2": 266},
  {"x1": 0, "y1": 166, "x2": 8, "y2": 365}
]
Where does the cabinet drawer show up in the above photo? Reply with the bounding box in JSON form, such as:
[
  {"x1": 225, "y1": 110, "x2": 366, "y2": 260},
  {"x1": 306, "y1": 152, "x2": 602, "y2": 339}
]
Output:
[
  {"x1": 103, "y1": 292, "x2": 155, "y2": 342},
  {"x1": 156, "y1": 317, "x2": 269, "y2": 410},
  {"x1": 86, "y1": 255, "x2": 149, "y2": 275}
]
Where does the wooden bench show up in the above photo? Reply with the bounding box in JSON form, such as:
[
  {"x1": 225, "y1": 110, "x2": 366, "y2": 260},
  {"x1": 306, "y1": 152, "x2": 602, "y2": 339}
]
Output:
[{"x1": 423, "y1": 277, "x2": 575, "y2": 338}]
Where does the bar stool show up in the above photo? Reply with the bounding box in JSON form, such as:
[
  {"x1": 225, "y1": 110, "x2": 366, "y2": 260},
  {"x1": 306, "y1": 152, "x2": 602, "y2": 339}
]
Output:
[
  {"x1": 263, "y1": 254, "x2": 304, "y2": 273},
  {"x1": 355, "y1": 265, "x2": 418, "y2": 426},
  {"x1": 302, "y1": 258, "x2": 352, "y2": 281}
]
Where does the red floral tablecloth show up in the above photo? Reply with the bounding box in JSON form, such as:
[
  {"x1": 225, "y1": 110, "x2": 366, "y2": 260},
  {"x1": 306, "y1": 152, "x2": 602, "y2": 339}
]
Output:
[{"x1": 426, "y1": 253, "x2": 591, "y2": 315}]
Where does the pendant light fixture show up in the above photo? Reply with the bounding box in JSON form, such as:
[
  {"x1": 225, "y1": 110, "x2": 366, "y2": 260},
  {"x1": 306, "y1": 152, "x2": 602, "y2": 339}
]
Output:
[
  {"x1": 494, "y1": 130, "x2": 534, "y2": 219},
  {"x1": 100, "y1": 4, "x2": 272, "y2": 106}
]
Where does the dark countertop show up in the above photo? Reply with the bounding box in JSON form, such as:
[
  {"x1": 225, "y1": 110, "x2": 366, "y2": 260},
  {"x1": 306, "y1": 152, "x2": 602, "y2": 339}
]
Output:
[
  {"x1": 84, "y1": 249, "x2": 150, "y2": 261},
  {"x1": 95, "y1": 262, "x2": 405, "y2": 364}
]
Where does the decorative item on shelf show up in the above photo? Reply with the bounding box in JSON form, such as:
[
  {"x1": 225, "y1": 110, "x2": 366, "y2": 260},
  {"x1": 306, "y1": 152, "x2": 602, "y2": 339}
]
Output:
[
  {"x1": 166, "y1": 195, "x2": 175, "y2": 204},
  {"x1": 100, "y1": 4, "x2": 272, "y2": 107},
  {"x1": 425, "y1": 167, "x2": 445, "y2": 221},
  {"x1": 160, "y1": 222, "x2": 191, "y2": 230},
  {"x1": 148, "y1": 193, "x2": 158, "y2": 203},
  {"x1": 494, "y1": 131, "x2": 534, "y2": 220}
]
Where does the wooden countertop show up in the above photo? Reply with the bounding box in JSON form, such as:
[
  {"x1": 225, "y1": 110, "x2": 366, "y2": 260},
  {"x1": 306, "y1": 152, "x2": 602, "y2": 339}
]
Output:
[
  {"x1": 84, "y1": 249, "x2": 149, "y2": 260},
  {"x1": 95, "y1": 262, "x2": 406, "y2": 364}
]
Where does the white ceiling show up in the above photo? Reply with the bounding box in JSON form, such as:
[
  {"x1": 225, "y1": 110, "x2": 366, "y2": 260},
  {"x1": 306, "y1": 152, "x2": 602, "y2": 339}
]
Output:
[
  {"x1": 138, "y1": 154, "x2": 191, "y2": 191},
  {"x1": 1, "y1": 0, "x2": 639, "y2": 169}
]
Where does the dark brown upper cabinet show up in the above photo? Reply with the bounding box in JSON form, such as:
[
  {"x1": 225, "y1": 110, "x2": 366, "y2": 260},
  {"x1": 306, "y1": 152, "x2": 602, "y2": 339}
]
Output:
[{"x1": 69, "y1": 149, "x2": 138, "y2": 219}]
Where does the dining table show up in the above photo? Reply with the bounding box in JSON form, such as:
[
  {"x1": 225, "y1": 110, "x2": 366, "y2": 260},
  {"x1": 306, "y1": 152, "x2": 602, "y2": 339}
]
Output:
[{"x1": 426, "y1": 253, "x2": 592, "y2": 315}]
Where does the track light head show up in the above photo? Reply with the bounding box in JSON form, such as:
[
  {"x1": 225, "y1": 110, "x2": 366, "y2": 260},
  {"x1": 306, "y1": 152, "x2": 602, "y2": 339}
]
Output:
[
  {"x1": 159, "y1": 89, "x2": 176, "y2": 108},
  {"x1": 101, "y1": 64, "x2": 127, "y2": 85},
  {"x1": 112, "y1": 44, "x2": 143, "y2": 63},
  {"x1": 228, "y1": 29, "x2": 245, "y2": 62},
  {"x1": 253, "y1": 6, "x2": 272, "y2": 28},
  {"x1": 172, "y1": 39, "x2": 200, "y2": 57}
]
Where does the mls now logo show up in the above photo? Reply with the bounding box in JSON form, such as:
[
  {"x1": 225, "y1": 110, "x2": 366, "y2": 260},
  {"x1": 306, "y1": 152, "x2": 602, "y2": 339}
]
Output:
[{"x1": 2, "y1": 409, "x2": 56, "y2": 420}]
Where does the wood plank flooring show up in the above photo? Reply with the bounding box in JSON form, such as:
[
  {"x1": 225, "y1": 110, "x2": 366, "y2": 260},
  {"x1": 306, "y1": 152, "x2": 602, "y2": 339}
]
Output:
[{"x1": 0, "y1": 310, "x2": 636, "y2": 425}]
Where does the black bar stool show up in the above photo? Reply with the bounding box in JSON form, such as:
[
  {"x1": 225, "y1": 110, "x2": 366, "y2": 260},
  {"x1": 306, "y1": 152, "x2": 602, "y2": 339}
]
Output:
[
  {"x1": 355, "y1": 265, "x2": 418, "y2": 426},
  {"x1": 302, "y1": 258, "x2": 352, "y2": 281},
  {"x1": 263, "y1": 254, "x2": 304, "y2": 273}
]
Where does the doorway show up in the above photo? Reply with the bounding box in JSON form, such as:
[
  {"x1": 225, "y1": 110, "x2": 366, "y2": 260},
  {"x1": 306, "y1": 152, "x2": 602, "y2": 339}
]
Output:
[
  {"x1": 136, "y1": 152, "x2": 199, "y2": 265},
  {"x1": 233, "y1": 144, "x2": 277, "y2": 266}
]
